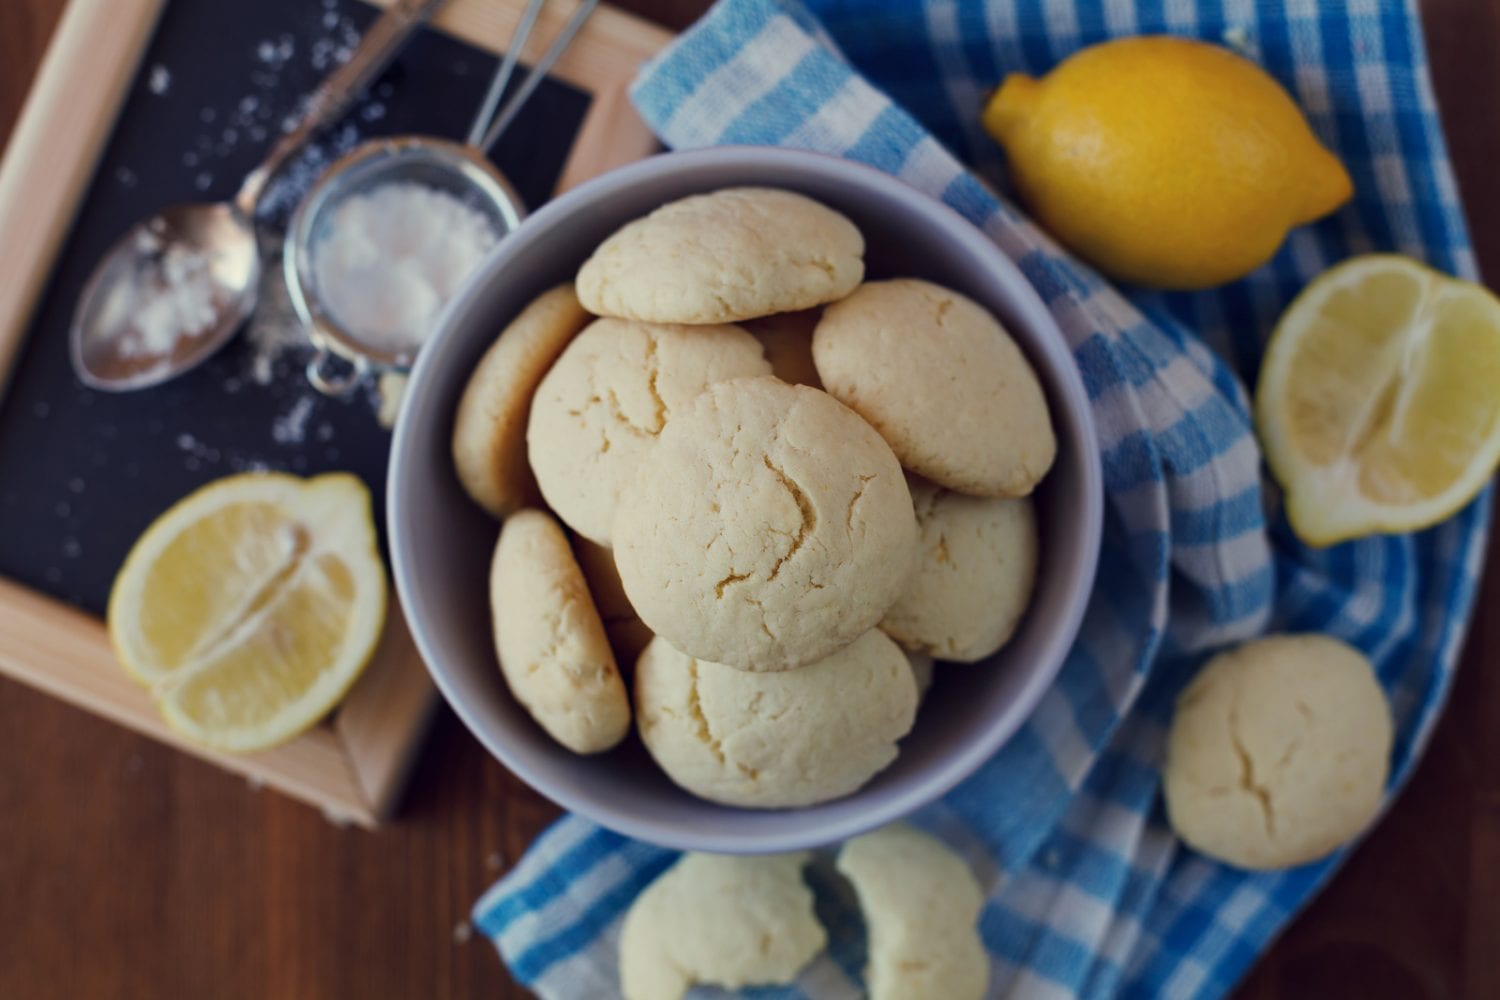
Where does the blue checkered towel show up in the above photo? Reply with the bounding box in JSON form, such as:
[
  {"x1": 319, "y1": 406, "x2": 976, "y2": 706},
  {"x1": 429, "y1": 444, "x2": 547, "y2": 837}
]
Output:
[{"x1": 474, "y1": 1, "x2": 1489, "y2": 996}]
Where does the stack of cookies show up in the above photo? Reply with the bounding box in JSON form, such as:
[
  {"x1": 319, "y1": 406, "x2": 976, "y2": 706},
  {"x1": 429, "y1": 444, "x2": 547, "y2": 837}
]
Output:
[{"x1": 451, "y1": 187, "x2": 1057, "y2": 809}]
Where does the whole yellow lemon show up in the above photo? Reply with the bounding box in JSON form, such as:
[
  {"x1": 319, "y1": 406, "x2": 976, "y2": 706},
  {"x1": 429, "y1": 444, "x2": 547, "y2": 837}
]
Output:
[{"x1": 982, "y1": 36, "x2": 1353, "y2": 290}]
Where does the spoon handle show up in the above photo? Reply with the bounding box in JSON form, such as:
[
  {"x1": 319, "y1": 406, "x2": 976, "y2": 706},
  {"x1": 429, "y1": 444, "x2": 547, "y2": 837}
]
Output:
[{"x1": 234, "y1": 0, "x2": 449, "y2": 216}]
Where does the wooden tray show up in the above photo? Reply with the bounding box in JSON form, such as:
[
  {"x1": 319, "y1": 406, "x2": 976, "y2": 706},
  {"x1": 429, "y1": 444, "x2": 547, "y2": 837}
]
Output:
[{"x1": 0, "y1": 0, "x2": 670, "y2": 827}]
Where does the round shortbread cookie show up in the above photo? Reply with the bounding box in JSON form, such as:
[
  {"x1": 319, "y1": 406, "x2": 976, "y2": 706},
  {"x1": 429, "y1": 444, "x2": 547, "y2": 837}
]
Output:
[
  {"x1": 881, "y1": 478, "x2": 1038, "y2": 662},
  {"x1": 837, "y1": 824, "x2": 989, "y2": 1000},
  {"x1": 451, "y1": 285, "x2": 592, "y2": 517},
  {"x1": 813, "y1": 278, "x2": 1057, "y2": 497},
  {"x1": 1164, "y1": 634, "x2": 1393, "y2": 870},
  {"x1": 619, "y1": 852, "x2": 825, "y2": 1000},
  {"x1": 614, "y1": 377, "x2": 917, "y2": 671},
  {"x1": 576, "y1": 187, "x2": 865, "y2": 324},
  {"x1": 489, "y1": 509, "x2": 630, "y2": 754},
  {"x1": 743, "y1": 309, "x2": 822, "y2": 388},
  {"x1": 572, "y1": 536, "x2": 654, "y2": 670},
  {"x1": 635, "y1": 631, "x2": 918, "y2": 808},
  {"x1": 527, "y1": 318, "x2": 770, "y2": 544}
]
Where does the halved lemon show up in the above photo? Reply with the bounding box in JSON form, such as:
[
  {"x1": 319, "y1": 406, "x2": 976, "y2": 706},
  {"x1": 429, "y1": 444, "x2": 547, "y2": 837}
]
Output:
[
  {"x1": 107, "y1": 472, "x2": 387, "y2": 752},
  {"x1": 1255, "y1": 254, "x2": 1500, "y2": 546}
]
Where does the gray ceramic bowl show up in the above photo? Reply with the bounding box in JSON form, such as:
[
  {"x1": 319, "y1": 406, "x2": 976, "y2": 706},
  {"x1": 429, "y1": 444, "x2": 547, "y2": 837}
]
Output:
[{"x1": 389, "y1": 147, "x2": 1102, "y2": 853}]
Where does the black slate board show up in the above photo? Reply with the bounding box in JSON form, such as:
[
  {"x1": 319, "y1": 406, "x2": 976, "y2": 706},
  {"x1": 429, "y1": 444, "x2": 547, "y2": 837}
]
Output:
[{"x1": 0, "y1": 0, "x2": 591, "y2": 615}]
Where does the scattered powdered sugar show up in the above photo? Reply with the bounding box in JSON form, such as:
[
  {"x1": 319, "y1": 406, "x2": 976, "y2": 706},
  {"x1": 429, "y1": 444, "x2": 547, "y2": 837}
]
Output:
[
  {"x1": 310, "y1": 17, "x2": 362, "y2": 72},
  {"x1": 272, "y1": 395, "x2": 318, "y2": 445},
  {"x1": 257, "y1": 35, "x2": 296, "y2": 69},
  {"x1": 254, "y1": 121, "x2": 364, "y2": 222},
  {"x1": 148, "y1": 64, "x2": 171, "y2": 95},
  {"x1": 311, "y1": 182, "x2": 498, "y2": 352},
  {"x1": 176, "y1": 433, "x2": 223, "y2": 463},
  {"x1": 241, "y1": 228, "x2": 312, "y2": 387},
  {"x1": 245, "y1": 292, "x2": 306, "y2": 386},
  {"x1": 175, "y1": 429, "x2": 275, "y2": 474}
]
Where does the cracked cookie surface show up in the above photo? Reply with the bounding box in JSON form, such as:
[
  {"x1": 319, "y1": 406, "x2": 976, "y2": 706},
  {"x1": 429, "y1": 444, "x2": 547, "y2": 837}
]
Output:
[
  {"x1": 614, "y1": 377, "x2": 917, "y2": 671},
  {"x1": 490, "y1": 509, "x2": 630, "y2": 754},
  {"x1": 451, "y1": 285, "x2": 591, "y2": 517},
  {"x1": 634, "y1": 630, "x2": 917, "y2": 808},
  {"x1": 813, "y1": 278, "x2": 1057, "y2": 497},
  {"x1": 576, "y1": 187, "x2": 865, "y2": 324},
  {"x1": 526, "y1": 318, "x2": 769, "y2": 544},
  {"x1": 618, "y1": 851, "x2": 825, "y2": 1000},
  {"x1": 1163, "y1": 633, "x2": 1392, "y2": 870},
  {"x1": 837, "y1": 823, "x2": 989, "y2": 1000},
  {"x1": 881, "y1": 477, "x2": 1038, "y2": 662}
]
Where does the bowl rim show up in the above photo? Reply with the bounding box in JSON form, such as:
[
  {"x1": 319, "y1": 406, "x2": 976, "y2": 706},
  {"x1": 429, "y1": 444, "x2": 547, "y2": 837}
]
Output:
[{"x1": 389, "y1": 145, "x2": 1103, "y2": 853}]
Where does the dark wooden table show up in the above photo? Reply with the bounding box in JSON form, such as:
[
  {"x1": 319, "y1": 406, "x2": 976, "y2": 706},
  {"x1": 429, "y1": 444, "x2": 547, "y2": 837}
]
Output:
[{"x1": 2, "y1": 1, "x2": 1498, "y2": 996}]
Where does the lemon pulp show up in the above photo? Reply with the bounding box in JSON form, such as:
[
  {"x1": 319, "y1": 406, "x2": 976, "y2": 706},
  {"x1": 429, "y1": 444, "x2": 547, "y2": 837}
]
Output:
[
  {"x1": 107, "y1": 472, "x2": 387, "y2": 752},
  {"x1": 1256, "y1": 255, "x2": 1500, "y2": 545}
]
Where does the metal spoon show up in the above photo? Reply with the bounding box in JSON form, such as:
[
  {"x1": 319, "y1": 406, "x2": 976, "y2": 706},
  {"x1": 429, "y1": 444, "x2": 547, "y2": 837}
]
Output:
[{"x1": 71, "y1": 0, "x2": 449, "y2": 392}]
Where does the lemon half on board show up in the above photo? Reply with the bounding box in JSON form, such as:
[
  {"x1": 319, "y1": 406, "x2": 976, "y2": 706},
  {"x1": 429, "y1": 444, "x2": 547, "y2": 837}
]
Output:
[
  {"x1": 107, "y1": 472, "x2": 387, "y2": 752},
  {"x1": 1255, "y1": 254, "x2": 1500, "y2": 546}
]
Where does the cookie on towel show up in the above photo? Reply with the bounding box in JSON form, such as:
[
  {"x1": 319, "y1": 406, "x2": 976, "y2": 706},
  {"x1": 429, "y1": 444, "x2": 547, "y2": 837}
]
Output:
[
  {"x1": 813, "y1": 278, "x2": 1056, "y2": 497},
  {"x1": 489, "y1": 509, "x2": 629, "y2": 754},
  {"x1": 619, "y1": 852, "x2": 825, "y2": 1000},
  {"x1": 837, "y1": 823, "x2": 989, "y2": 1000},
  {"x1": 613, "y1": 377, "x2": 916, "y2": 671},
  {"x1": 527, "y1": 318, "x2": 770, "y2": 544},
  {"x1": 634, "y1": 630, "x2": 917, "y2": 808},
  {"x1": 1164, "y1": 633, "x2": 1393, "y2": 870},
  {"x1": 576, "y1": 187, "x2": 864, "y2": 324},
  {"x1": 451, "y1": 285, "x2": 591, "y2": 517},
  {"x1": 881, "y1": 477, "x2": 1038, "y2": 662}
]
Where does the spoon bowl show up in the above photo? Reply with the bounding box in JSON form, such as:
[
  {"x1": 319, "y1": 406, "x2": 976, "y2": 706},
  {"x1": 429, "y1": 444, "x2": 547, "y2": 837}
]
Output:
[{"x1": 71, "y1": 203, "x2": 260, "y2": 391}]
